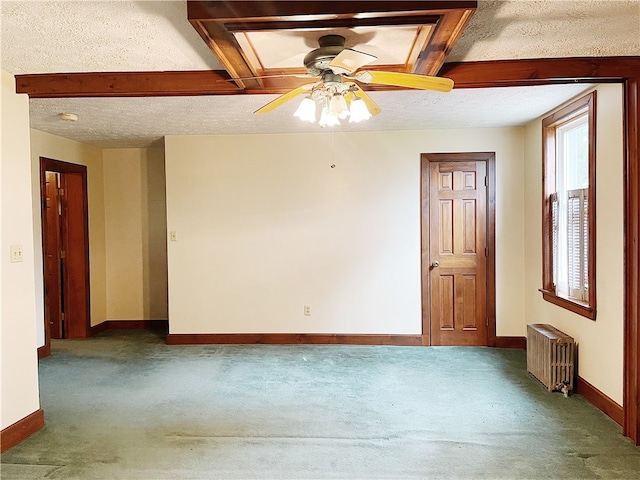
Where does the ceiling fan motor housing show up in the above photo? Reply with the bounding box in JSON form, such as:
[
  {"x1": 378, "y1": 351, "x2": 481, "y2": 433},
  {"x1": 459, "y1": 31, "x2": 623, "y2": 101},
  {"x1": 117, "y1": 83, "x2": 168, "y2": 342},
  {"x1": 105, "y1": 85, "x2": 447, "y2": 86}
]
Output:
[{"x1": 303, "y1": 34, "x2": 346, "y2": 76}]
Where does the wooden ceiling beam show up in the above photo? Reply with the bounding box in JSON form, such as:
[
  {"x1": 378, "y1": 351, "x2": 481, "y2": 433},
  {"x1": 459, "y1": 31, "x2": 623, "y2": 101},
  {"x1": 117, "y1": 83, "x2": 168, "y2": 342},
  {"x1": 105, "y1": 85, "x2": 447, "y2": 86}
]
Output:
[
  {"x1": 15, "y1": 71, "x2": 241, "y2": 98},
  {"x1": 187, "y1": 2, "x2": 478, "y2": 22},
  {"x1": 439, "y1": 57, "x2": 640, "y2": 87},
  {"x1": 15, "y1": 57, "x2": 640, "y2": 98},
  {"x1": 219, "y1": 15, "x2": 442, "y2": 32},
  {"x1": 413, "y1": 9, "x2": 475, "y2": 76},
  {"x1": 189, "y1": 21, "x2": 263, "y2": 90}
]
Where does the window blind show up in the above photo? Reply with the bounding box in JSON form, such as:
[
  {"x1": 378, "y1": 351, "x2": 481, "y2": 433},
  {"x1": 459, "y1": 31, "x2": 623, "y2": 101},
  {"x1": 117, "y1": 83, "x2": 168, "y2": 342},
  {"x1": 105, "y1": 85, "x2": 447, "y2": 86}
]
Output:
[{"x1": 567, "y1": 188, "x2": 588, "y2": 301}]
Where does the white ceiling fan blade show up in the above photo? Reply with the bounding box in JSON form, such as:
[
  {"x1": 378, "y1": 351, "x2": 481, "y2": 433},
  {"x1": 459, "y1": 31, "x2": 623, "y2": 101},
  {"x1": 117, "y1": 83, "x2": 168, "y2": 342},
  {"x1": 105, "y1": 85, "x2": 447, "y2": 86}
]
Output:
[
  {"x1": 351, "y1": 71, "x2": 454, "y2": 92},
  {"x1": 254, "y1": 83, "x2": 315, "y2": 114},
  {"x1": 329, "y1": 48, "x2": 377, "y2": 75}
]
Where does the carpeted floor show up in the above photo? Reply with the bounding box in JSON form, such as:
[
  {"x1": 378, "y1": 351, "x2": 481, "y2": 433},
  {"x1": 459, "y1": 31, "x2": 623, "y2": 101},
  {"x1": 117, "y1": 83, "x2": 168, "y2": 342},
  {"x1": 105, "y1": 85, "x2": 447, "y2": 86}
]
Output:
[{"x1": 2, "y1": 329, "x2": 639, "y2": 479}]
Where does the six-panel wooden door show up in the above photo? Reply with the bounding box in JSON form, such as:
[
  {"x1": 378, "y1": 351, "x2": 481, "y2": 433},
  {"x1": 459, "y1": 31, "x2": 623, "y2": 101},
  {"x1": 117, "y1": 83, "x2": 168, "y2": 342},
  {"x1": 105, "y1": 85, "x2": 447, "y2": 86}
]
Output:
[{"x1": 428, "y1": 159, "x2": 488, "y2": 346}]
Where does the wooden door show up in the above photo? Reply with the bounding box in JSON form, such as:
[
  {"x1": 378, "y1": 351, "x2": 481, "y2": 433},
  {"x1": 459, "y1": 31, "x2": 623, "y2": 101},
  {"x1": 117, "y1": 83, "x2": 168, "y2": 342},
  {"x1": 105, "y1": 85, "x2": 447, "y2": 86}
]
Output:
[
  {"x1": 426, "y1": 158, "x2": 488, "y2": 346},
  {"x1": 44, "y1": 172, "x2": 63, "y2": 339},
  {"x1": 39, "y1": 158, "x2": 91, "y2": 357},
  {"x1": 60, "y1": 172, "x2": 90, "y2": 339}
]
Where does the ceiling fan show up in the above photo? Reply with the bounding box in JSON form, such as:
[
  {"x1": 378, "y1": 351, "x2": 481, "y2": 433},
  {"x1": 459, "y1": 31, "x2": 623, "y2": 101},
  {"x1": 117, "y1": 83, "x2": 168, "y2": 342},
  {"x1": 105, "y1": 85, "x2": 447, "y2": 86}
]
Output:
[{"x1": 254, "y1": 34, "x2": 455, "y2": 126}]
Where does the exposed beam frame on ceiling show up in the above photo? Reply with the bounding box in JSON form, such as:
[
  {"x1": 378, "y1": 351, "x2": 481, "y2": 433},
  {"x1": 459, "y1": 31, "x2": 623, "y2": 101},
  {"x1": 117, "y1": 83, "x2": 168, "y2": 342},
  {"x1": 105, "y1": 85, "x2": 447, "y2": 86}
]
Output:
[
  {"x1": 439, "y1": 57, "x2": 640, "y2": 87},
  {"x1": 187, "y1": 0, "x2": 477, "y2": 87},
  {"x1": 15, "y1": 57, "x2": 639, "y2": 98},
  {"x1": 12, "y1": 70, "x2": 425, "y2": 98},
  {"x1": 14, "y1": 71, "x2": 241, "y2": 98},
  {"x1": 13, "y1": 57, "x2": 640, "y2": 446}
]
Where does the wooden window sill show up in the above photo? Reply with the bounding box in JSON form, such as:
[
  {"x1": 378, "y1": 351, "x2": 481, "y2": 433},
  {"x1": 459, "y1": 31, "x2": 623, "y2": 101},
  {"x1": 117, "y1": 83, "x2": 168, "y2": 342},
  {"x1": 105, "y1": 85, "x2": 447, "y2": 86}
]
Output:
[{"x1": 539, "y1": 289, "x2": 596, "y2": 320}]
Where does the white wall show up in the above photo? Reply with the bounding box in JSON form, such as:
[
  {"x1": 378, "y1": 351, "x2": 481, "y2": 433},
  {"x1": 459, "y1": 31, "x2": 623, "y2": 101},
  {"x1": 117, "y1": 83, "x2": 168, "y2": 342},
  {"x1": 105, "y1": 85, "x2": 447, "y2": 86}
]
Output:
[
  {"x1": 103, "y1": 148, "x2": 168, "y2": 320},
  {"x1": 1, "y1": 70, "x2": 41, "y2": 429},
  {"x1": 165, "y1": 128, "x2": 525, "y2": 335},
  {"x1": 30, "y1": 129, "x2": 107, "y2": 338},
  {"x1": 523, "y1": 84, "x2": 624, "y2": 404}
]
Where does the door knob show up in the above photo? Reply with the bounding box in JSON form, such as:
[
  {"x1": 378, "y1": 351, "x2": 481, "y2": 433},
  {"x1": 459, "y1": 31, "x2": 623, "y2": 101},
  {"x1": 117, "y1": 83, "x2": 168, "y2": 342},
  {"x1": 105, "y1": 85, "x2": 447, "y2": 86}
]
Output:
[{"x1": 431, "y1": 260, "x2": 440, "y2": 268}]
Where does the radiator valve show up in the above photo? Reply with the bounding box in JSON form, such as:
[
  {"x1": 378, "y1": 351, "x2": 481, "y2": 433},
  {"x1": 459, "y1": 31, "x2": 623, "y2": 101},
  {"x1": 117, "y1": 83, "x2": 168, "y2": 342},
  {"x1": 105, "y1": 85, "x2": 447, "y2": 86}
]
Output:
[{"x1": 559, "y1": 382, "x2": 573, "y2": 398}]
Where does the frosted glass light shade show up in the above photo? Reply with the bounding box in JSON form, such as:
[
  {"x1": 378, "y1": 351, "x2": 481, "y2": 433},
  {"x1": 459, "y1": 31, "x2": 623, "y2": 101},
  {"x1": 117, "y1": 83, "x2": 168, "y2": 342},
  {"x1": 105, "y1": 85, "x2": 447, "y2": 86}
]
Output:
[
  {"x1": 329, "y1": 94, "x2": 350, "y2": 119},
  {"x1": 293, "y1": 97, "x2": 316, "y2": 123},
  {"x1": 319, "y1": 106, "x2": 340, "y2": 127},
  {"x1": 349, "y1": 98, "x2": 372, "y2": 123}
]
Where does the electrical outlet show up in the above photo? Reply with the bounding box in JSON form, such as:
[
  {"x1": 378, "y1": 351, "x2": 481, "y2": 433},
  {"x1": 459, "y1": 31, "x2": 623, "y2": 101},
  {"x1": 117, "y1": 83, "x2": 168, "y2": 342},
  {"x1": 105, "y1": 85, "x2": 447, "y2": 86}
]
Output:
[
  {"x1": 10, "y1": 245, "x2": 23, "y2": 263},
  {"x1": 304, "y1": 305, "x2": 311, "y2": 316}
]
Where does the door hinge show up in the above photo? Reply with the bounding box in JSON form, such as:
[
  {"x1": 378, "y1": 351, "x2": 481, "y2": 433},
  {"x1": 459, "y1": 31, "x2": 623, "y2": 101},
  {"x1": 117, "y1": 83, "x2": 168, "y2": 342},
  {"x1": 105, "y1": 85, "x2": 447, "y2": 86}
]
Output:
[
  {"x1": 484, "y1": 176, "x2": 487, "y2": 187},
  {"x1": 58, "y1": 188, "x2": 64, "y2": 197},
  {"x1": 486, "y1": 317, "x2": 489, "y2": 326},
  {"x1": 60, "y1": 250, "x2": 66, "y2": 259},
  {"x1": 485, "y1": 247, "x2": 488, "y2": 257}
]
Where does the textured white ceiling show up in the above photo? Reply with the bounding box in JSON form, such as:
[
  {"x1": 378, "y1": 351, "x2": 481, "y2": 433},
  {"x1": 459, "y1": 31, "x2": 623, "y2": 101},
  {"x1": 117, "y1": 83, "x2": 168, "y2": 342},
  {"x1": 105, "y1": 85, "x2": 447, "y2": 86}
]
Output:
[
  {"x1": 30, "y1": 84, "x2": 595, "y2": 148},
  {"x1": 2, "y1": 0, "x2": 637, "y2": 75},
  {"x1": 448, "y1": 0, "x2": 640, "y2": 61},
  {"x1": 0, "y1": 0, "x2": 224, "y2": 74},
  {"x1": 1, "y1": 0, "x2": 638, "y2": 147}
]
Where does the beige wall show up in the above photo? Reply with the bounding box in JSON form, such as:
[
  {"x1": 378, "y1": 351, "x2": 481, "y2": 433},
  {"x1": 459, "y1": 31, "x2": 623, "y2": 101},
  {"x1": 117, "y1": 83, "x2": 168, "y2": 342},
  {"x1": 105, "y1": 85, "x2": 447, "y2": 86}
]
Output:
[
  {"x1": 523, "y1": 84, "x2": 624, "y2": 404},
  {"x1": 29, "y1": 138, "x2": 169, "y2": 332},
  {"x1": 30, "y1": 129, "x2": 107, "y2": 339},
  {"x1": 165, "y1": 128, "x2": 525, "y2": 335},
  {"x1": 1, "y1": 70, "x2": 41, "y2": 429},
  {"x1": 103, "y1": 148, "x2": 168, "y2": 320}
]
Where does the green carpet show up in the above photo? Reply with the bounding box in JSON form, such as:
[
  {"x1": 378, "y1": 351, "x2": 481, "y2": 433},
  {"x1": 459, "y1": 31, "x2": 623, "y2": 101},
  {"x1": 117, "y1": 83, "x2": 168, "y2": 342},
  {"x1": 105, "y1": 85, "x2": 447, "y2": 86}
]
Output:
[{"x1": 2, "y1": 329, "x2": 639, "y2": 479}]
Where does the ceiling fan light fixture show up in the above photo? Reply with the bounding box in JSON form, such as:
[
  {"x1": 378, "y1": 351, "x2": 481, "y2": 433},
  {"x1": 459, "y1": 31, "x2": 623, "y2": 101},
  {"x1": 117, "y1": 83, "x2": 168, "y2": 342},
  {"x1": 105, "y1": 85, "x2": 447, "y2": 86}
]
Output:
[
  {"x1": 349, "y1": 98, "x2": 372, "y2": 123},
  {"x1": 329, "y1": 93, "x2": 349, "y2": 119},
  {"x1": 293, "y1": 96, "x2": 316, "y2": 123},
  {"x1": 255, "y1": 35, "x2": 453, "y2": 122},
  {"x1": 319, "y1": 106, "x2": 340, "y2": 128}
]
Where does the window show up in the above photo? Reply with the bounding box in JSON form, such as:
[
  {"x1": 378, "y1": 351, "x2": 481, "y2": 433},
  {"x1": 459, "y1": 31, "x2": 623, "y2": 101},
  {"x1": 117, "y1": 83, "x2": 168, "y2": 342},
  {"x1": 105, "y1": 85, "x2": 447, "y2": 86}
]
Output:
[{"x1": 541, "y1": 91, "x2": 596, "y2": 319}]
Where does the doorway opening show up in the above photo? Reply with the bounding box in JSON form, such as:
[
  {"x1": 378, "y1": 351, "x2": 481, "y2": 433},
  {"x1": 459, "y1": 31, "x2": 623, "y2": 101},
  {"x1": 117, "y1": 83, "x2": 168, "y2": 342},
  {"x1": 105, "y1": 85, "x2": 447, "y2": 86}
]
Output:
[
  {"x1": 421, "y1": 152, "x2": 496, "y2": 346},
  {"x1": 39, "y1": 158, "x2": 91, "y2": 358}
]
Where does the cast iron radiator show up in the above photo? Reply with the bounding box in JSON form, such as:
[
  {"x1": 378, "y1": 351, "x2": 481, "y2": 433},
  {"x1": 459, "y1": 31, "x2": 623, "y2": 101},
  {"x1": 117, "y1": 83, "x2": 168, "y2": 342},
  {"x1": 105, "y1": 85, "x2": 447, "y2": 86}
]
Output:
[{"x1": 526, "y1": 323, "x2": 575, "y2": 393}]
